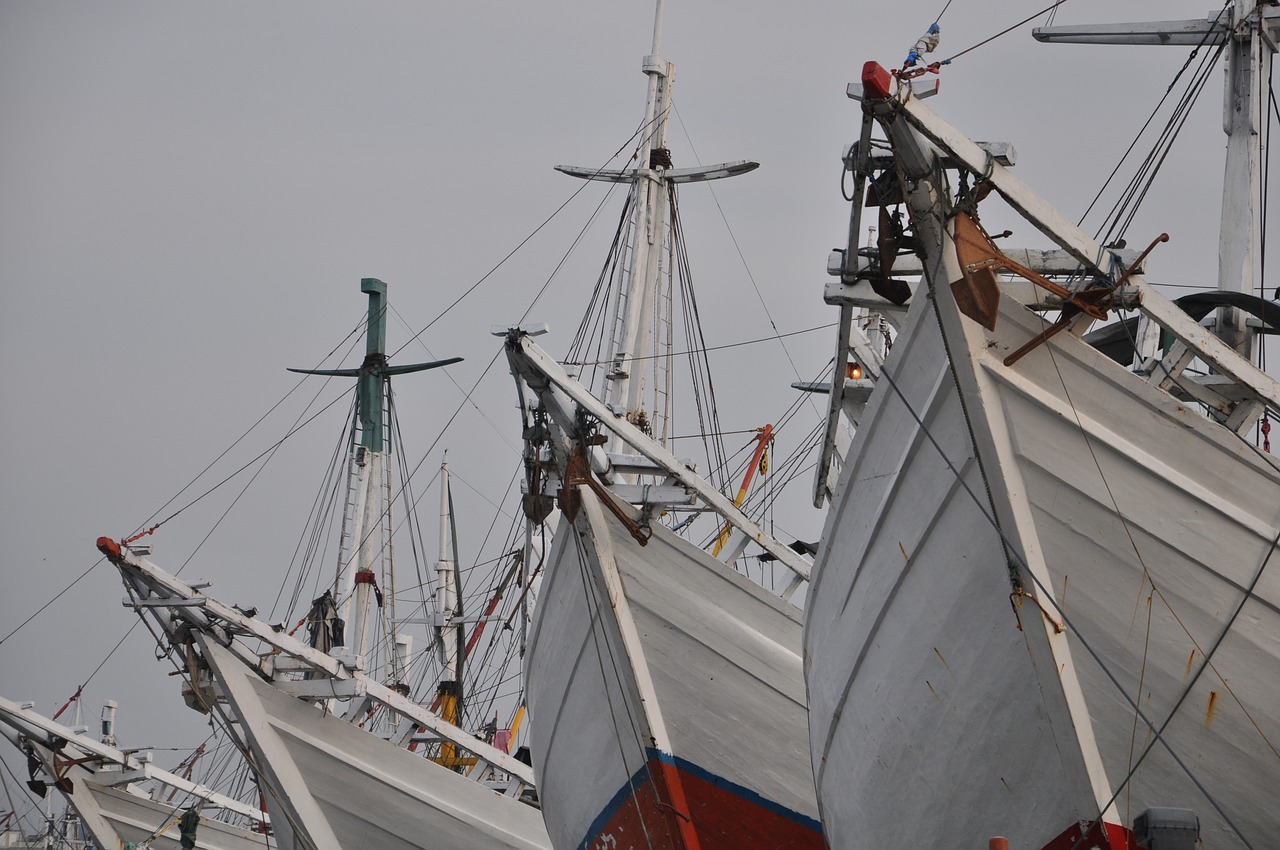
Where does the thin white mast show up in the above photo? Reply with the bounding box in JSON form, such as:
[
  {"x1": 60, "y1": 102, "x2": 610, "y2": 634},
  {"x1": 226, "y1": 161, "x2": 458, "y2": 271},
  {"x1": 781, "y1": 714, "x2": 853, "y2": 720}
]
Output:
[
  {"x1": 347, "y1": 445, "x2": 382, "y2": 667},
  {"x1": 433, "y1": 453, "x2": 469, "y2": 766},
  {"x1": 437, "y1": 455, "x2": 459, "y2": 685},
  {"x1": 554, "y1": 1, "x2": 758, "y2": 460},
  {"x1": 605, "y1": 0, "x2": 674, "y2": 446}
]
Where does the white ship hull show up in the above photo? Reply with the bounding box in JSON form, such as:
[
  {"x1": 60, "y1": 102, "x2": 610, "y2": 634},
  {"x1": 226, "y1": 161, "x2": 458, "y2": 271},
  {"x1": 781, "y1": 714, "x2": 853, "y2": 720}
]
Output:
[
  {"x1": 942, "y1": 282, "x2": 1278, "y2": 847},
  {"x1": 86, "y1": 782, "x2": 279, "y2": 850},
  {"x1": 1, "y1": 698, "x2": 286, "y2": 850},
  {"x1": 525, "y1": 489, "x2": 823, "y2": 850},
  {"x1": 805, "y1": 287, "x2": 1096, "y2": 850},
  {"x1": 21, "y1": 739, "x2": 280, "y2": 850},
  {"x1": 807, "y1": 201, "x2": 1280, "y2": 848},
  {"x1": 200, "y1": 639, "x2": 552, "y2": 850}
]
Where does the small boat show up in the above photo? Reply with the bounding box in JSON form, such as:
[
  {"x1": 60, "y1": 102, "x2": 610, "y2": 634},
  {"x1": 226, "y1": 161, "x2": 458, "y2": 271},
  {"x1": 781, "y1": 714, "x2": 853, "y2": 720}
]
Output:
[
  {"x1": 805, "y1": 6, "x2": 1279, "y2": 849},
  {"x1": 499, "y1": 2, "x2": 824, "y2": 847},
  {"x1": 105, "y1": 279, "x2": 551, "y2": 850},
  {"x1": 0, "y1": 695, "x2": 286, "y2": 850}
]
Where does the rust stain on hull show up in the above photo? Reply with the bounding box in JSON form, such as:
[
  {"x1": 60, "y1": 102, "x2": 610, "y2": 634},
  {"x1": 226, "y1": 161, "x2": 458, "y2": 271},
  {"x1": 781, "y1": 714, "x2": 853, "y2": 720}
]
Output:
[
  {"x1": 932, "y1": 646, "x2": 953, "y2": 676},
  {"x1": 1205, "y1": 690, "x2": 1219, "y2": 728}
]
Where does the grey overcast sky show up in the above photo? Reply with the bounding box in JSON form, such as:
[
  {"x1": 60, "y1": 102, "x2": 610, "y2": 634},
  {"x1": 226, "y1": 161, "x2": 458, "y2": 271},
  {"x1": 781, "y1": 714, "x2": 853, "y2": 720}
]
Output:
[{"x1": 0, "y1": 0, "x2": 1269, "y2": 824}]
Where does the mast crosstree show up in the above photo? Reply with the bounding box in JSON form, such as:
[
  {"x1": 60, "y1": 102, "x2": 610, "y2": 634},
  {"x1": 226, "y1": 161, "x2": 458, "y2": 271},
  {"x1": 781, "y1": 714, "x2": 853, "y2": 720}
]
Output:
[
  {"x1": 289, "y1": 278, "x2": 462, "y2": 677},
  {"x1": 555, "y1": 1, "x2": 758, "y2": 453}
]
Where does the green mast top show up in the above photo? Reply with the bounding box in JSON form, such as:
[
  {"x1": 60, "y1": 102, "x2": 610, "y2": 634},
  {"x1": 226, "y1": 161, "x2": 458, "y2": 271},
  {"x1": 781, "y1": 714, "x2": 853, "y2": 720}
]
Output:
[
  {"x1": 357, "y1": 277, "x2": 389, "y2": 452},
  {"x1": 290, "y1": 277, "x2": 462, "y2": 453},
  {"x1": 362, "y1": 276, "x2": 387, "y2": 359}
]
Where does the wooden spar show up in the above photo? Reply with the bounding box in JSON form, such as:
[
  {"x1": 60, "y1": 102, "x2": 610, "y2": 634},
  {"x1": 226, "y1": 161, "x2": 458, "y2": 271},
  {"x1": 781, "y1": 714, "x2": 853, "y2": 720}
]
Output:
[
  {"x1": 853, "y1": 67, "x2": 1280, "y2": 412},
  {"x1": 505, "y1": 333, "x2": 812, "y2": 582},
  {"x1": 712, "y1": 425, "x2": 774, "y2": 557},
  {"x1": 105, "y1": 542, "x2": 537, "y2": 787}
]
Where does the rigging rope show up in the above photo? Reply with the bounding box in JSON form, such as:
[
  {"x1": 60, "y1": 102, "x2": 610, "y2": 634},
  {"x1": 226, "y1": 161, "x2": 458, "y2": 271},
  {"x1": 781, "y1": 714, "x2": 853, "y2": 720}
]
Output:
[
  {"x1": 0, "y1": 758, "x2": 39, "y2": 837},
  {"x1": 390, "y1": 394, "x2": 438, "y2": 689},
  {"x1": 1045, "y1": 295, "x2": 1278, "y2": 763},
  {"x1": 671, "y1": 103, "x2": 819, "y2": 397},
  {"x1": 897, "y1": 1, "x2": 1071, "y2": 79},
  {"x1": 390, "y1": 115, "x2": 666, "y2": 363},
  {"x1": 873, "y1": 361, "x2": 1256, "y2": 846},
  {"x1": 1071, "y1": 532, "x2": 1278, "y2": 850},
  {"x1": 117, "y1": 382, "x2": 356, "y2": 558},
  {"x1": 1094, "y1": 37, "x2": 1227, "y2": 247},
  {"x1": 271, "y1": 394, "x2": 357, "y2": 621},
  {"x1": 943, "y1": 0, "x2": 1069, "y2": 65},
  {"x1": 392, "y1": 305, "x2": 522, "y2": 457},
  {"x1": 569, "y1": 516, "x2": 661, "y2": 850},
  {"x1": 1077, "y1": 2, "x2": 1232, "y2": 230},
  {"x1": 567, "y1": 187, "x2": 635, "y2": 379},
  {"x1": 670, "y1": 184, "x2": 730, "y2": 492},
  {"x1": 0, "y1": 560, "x2": 102, "y2": 647},
  {"x1": 129, "y1": 315, "x2": 369, "y2": 544}
]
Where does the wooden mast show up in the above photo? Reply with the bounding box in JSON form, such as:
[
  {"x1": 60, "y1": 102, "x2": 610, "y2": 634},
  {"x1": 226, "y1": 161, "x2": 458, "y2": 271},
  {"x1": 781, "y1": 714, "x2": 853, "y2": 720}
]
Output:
[
  {"x1": 288, "y1": 280, "x2": 461, "y2": 677},
  {"x1": 554, "y1": 0, "x2": 758, "y2": 460}
]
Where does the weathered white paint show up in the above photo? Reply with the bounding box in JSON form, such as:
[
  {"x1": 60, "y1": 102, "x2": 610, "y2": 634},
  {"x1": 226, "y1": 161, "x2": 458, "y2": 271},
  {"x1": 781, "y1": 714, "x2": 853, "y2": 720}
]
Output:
[
  {"x1": 524, "y1": 489, "x2": 816, "y2": 850},
  {"x1": 0, "y1": 698, "x2": 283, "y2": 850},
  {"x1": 200, "y1": 639, "x2": 551, "y2": 850},
  {"x1": 806, "y1": 47, "x2": 1280, "y2": 850}
]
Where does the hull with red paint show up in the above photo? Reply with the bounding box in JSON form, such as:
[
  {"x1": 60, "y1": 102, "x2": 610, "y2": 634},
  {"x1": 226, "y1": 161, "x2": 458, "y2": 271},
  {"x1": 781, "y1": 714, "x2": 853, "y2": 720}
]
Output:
[
  {"x1": 581, "y1": 751, "x2": 822, "y2": 850},
  {"x1": 525, "y1": 490, "x2": 822, "y2": 850}
]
